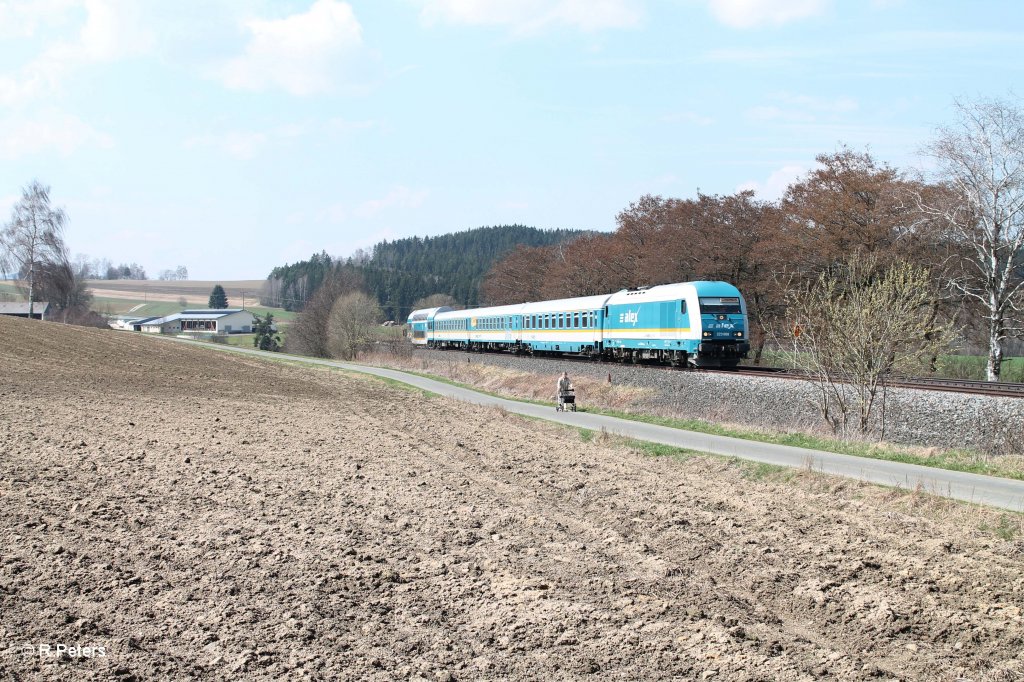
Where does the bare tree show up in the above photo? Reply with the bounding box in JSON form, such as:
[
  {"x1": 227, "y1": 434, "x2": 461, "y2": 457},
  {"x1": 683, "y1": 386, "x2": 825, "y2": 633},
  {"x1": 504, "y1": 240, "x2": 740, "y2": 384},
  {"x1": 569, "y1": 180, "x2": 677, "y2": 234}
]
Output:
[
  {"x1": 328, "y1": 291, "x2": 383, "y2": 360},
  {"x1": 777, "y1": 255, "x2": 952, "y2": 437},
  {"x1": 920, "y1": 96, "x2": 1024, "y2": 381},
  {"x1": 0, "y1": 181, "x2": 68, "y2": 317},
  {"x1": 412, "y1": 293, "x2": 461, "y2": 311},
  {"x1": 286, "y1": 265, "x2": 365, "y2": 357}
]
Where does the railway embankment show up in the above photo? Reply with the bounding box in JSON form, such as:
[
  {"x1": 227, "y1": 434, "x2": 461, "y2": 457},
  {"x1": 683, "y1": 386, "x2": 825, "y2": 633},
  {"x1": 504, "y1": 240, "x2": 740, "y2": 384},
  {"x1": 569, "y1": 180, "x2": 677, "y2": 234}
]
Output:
[{"x1": 382, "y1": 349, "x2": 1024, "y2": 456}]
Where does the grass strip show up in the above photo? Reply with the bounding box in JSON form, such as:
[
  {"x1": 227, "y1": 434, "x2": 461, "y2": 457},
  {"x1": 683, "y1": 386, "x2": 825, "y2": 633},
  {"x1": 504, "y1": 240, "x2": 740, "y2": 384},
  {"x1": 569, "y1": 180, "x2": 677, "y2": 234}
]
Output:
[{"x1": 365, "y1": 361, "x2": 1024, "y2": 482}]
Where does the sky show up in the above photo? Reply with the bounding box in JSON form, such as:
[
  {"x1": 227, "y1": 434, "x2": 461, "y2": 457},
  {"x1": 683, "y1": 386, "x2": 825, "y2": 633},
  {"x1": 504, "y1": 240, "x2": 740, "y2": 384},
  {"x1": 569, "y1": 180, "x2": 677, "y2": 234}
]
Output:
[{"x1": 1, "y1": 0, "x2": 1022, "y2": 280}]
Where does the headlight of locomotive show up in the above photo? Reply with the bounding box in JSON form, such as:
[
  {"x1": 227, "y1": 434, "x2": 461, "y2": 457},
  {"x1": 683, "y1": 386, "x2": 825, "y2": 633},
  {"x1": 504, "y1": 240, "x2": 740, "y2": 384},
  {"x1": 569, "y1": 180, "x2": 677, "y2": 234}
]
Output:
[
  {"x1": 734, "y1": 331, "x2": 744, "y2": 338},
  {"x1": 702, "y1": 331, "x2": 711, "y2": 338}
]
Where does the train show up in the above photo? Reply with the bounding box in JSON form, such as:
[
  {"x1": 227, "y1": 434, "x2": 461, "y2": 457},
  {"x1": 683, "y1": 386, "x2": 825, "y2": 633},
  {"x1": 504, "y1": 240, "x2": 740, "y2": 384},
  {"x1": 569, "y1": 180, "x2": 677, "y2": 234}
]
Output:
[{"x1": 407, "y1": 281, "x2": 750, "y2": 368}]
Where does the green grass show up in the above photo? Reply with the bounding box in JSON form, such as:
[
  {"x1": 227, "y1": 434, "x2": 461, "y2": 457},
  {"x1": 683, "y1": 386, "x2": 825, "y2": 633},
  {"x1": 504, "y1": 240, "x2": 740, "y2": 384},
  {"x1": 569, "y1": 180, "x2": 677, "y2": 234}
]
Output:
[
  {"x1": 739, "y1": 461, "x2": 795, "y2": 482},
  {"x1": 937, "y1": 354, "x2": 1024, "y2": 382},
  {"x1": 979, "y1": 513, "x2": 1023, "y2": 541},
  {"x1": 748, "y1": 349, "x2": 1024, "y2": 383},
  {"x1": 573, "y1": 404, "x2": 1024, "y2": 481},
  {"x1": 0, "y1": 282, "x2": 22, "y2": 297},
  {"x1": 626, "y1": 439, "x2": 700, "y2": 460},
  {"x1": 89, "y1": 295, "x2": 297, "y2": 322},
  {"x1": 584, "y1": 430, "x2": 794, "y2": 482}
]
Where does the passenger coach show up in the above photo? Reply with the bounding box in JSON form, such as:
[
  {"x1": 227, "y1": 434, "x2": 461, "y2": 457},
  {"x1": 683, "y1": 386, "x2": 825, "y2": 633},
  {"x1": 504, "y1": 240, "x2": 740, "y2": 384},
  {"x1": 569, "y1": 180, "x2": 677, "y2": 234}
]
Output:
[{"x1": 406, "y1": 281, "x2": 749, "y2": 368}]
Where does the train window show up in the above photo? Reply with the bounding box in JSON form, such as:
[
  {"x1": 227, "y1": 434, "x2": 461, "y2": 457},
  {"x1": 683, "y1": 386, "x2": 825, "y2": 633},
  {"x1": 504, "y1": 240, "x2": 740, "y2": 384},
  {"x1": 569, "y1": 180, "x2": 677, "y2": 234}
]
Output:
[
  {"x1": 574, "y1": 312, "x2": 580, "y2": 328},
  {"x1": 582, "y1": 313, "x2": 588, "y2": 328},
  {"x1": 698, "y1": 297, "x2": 741, "y2": 315},
  {"x1": 681, "y1": 301, "x2": 687, "y2": 314}
]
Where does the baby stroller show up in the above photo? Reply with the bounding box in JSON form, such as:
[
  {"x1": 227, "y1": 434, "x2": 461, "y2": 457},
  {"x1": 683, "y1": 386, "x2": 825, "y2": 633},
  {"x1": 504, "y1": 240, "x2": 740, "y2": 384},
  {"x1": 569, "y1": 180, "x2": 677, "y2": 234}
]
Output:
[{"x1": 556, "y1": 387, "x2": 576, "y2": 412}]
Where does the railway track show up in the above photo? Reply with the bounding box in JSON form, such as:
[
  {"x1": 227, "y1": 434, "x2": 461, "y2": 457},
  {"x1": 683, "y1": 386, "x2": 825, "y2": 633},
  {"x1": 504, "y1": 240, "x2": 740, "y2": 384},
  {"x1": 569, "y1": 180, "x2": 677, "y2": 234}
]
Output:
[
  {"x1": 417, "y1": 346, "x2": 1024, "y2": 399},
  {"x1": 718, "y1": 366, "x2": 1024, "y2": 399}
]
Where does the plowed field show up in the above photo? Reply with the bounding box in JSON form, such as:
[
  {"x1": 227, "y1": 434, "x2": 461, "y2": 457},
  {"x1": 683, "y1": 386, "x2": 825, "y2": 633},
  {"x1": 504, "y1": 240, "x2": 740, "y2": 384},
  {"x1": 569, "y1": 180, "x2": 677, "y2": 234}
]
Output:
[{"x1": 1, "y1": 316, "x2": 1021, "y2": 680}]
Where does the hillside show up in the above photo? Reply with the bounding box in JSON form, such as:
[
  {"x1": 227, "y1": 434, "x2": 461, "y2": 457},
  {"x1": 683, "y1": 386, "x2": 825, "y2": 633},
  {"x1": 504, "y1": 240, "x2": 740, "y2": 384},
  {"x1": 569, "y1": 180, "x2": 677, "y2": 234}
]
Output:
[
  {"x1": 263, "y1": 225, "x2": 590, "y2": 320},
  {"x1": 1, "y1": 316, "x2": 1022, "y2": 680}
]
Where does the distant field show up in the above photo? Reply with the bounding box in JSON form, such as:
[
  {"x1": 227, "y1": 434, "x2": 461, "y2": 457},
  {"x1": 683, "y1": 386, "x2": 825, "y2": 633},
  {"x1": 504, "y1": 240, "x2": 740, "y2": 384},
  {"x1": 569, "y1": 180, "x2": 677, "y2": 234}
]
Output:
[
  {"x1": 4, "y1": 279, "x2": 296, "y2": 321},
  {"x1": 84, "y1": 279, "x2": 266, "y2": 306},
  {"x1": 84, "y1": 279, "x2": 296, "y2": 322}
]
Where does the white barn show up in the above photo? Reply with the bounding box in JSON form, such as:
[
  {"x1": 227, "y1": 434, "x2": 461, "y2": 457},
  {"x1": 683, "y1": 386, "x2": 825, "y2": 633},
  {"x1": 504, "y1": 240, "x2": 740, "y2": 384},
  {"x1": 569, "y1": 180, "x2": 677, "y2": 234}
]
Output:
[{"x1": 138, "y1": 309, "x2": 256, "y2": 335}]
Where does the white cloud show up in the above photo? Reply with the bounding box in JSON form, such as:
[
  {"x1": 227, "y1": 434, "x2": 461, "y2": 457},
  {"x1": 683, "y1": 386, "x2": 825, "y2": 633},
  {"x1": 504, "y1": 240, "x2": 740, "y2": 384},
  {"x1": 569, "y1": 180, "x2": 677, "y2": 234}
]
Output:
[
  {"x1": 304, "y1": 186, "x2": 429, "y2": 225},
  {"x1": 418, "y1": 0, "x2": 643, "y2": 34},
  {"x1": 746, "y1": 93, "x2": 858, "y2": 123},
  {"x1": 186, "y1": 131, "x2": 269, "y2": 161},
  {"x1": 0, "y1": 0, "x2": 78, "y2": 39},
  {"x1": 326, "y1": 117, "x2": 381, "y2": 135},
  {"x1": 186, "y1": 119, "x2": 379, "y2": 160},
  {"x1": 661, "y1": 110, "x2": 715, "y2": 126},
  {"x1": 354, "y1": 186, "x2": 429, "y2": 219},
  {"x1": 0, "y1": 0, "x2": 153, "y2": 106},
  {"x1": 217, "y1": 0, "x2": 363, "y2": 95},
  {"x1": 736, "y1": 164, "x2": 806, "y2": 200},
  {"x1": 0, "y1": 111, "x2": 113, "y2": 158},
  {"x1": 706, "y1": 0, "x2": 827, "y2": 29}
]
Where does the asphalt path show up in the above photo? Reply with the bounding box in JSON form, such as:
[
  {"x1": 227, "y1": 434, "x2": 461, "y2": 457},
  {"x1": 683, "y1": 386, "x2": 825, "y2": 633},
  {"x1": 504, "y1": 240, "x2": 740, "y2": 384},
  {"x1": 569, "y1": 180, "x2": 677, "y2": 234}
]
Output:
[{"x1": 170, "y1": 339, "x2": 1024, "y2": 512}]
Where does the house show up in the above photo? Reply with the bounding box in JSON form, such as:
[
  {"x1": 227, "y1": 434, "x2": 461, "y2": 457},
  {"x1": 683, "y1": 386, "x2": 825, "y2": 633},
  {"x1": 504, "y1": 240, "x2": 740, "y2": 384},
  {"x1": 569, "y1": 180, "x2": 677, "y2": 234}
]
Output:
[
  {"x1": 0, "y1": 302, "x2": 49, "y2": 320},
  {"x1": 137, "y1": 309, "x2": 256, "y2": 335}
]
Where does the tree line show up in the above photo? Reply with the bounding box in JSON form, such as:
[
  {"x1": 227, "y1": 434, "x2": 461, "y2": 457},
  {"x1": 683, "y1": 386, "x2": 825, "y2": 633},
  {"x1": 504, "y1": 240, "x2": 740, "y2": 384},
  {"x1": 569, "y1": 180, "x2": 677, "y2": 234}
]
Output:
[
  {"x1": 481, "y1": 97, "x2": 1024, "y2": 383},
  {"x1": 260, "y1": 226, "x2": 590, "y2": 320}
]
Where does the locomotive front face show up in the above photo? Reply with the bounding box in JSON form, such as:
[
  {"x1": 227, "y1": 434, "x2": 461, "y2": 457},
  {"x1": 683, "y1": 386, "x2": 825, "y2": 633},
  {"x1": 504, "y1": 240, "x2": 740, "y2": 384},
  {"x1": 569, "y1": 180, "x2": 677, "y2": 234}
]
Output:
[{"x1": 695, "y1": 295, "x2": 750, "y2": 367}]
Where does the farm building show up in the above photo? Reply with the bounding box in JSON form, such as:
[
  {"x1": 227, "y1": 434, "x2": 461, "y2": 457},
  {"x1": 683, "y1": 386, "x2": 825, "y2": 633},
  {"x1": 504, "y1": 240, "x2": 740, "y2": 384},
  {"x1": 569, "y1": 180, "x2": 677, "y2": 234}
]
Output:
[
  {"x1": 137, "y1": 309, "x2": 256, "y2": 335},
  {"x1": 0, "y1": 302, "x2": 49, "y2": 320}
]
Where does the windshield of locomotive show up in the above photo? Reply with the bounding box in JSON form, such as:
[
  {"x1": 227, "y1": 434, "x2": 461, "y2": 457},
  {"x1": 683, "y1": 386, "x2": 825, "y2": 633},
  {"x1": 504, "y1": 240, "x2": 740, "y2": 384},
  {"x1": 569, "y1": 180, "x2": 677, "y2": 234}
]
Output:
[{"x1": 698, "y1": 297, "x2": 742, "y2": 315}]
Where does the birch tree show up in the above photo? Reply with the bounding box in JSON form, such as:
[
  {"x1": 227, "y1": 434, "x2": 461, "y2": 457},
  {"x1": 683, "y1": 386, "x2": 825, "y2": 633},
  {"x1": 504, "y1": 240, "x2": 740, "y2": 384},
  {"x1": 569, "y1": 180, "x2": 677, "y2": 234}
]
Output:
[
  {"x1": 0, "y1": 181, "x2": 68, "y2": 317},
  {"x1": 920, "y1": 97, "x2": 1024, "y2": 381}
]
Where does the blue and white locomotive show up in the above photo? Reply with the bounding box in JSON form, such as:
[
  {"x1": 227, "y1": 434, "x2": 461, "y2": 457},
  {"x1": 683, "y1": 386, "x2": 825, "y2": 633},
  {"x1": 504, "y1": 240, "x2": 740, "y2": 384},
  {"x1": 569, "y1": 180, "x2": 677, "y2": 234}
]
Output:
[{"x1": 407, "y1": 281, "x2": 749, "y2": 368}]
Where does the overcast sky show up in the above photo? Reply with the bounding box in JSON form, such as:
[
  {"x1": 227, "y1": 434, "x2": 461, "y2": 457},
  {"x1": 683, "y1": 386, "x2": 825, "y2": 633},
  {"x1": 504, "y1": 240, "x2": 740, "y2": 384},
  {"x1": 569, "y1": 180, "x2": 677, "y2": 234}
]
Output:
[{"x1": 1, "y1": 0, "x2": 1022, "y2": 279}]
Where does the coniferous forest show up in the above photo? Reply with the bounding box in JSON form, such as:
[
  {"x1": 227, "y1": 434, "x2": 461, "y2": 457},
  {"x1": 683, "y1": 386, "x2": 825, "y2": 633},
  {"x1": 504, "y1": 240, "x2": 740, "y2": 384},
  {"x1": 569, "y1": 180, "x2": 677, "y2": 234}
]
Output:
[{"x1": 261, "y1": 225, "x2": 588, "y2": 321}]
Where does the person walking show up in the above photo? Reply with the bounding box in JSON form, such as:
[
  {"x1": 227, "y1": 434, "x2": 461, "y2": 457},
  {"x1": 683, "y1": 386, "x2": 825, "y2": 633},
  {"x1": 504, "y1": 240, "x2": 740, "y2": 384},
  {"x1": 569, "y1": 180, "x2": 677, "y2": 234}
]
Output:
[{"x1": 556, "y1": 371, "x2": 574, "y2": 411}]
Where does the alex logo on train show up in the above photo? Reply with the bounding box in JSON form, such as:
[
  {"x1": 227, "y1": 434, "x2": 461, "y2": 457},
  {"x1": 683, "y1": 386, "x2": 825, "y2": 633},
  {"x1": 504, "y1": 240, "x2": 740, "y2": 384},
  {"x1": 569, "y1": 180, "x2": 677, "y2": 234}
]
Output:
[{"x1": 618, "y1": 309, "x2": 640, "y2": 326}]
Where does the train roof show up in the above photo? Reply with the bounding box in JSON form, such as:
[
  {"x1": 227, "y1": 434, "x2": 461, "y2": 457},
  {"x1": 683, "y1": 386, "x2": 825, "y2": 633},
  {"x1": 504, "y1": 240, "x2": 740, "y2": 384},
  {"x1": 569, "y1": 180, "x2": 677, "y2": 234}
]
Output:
[
  {"x1": 435, "y1": 303, "x2": 524, "y2": 320},
  {"x1": 407, "y1": 306, "x2": 452, "y2": 322},
  {"x1": 520, "y1": 293, "x2": 613, "y2": 314},
  {"x1": 605, "y1": 281, "x2": 741, "y2": 305}
]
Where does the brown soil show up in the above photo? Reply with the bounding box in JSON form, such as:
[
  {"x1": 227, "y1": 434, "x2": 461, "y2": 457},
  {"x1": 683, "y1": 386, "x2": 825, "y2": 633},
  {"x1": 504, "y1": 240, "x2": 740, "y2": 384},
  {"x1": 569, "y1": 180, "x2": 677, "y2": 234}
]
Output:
[{"x1": 1, "y1": 316, "x2": 1022, "y2": 681}]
